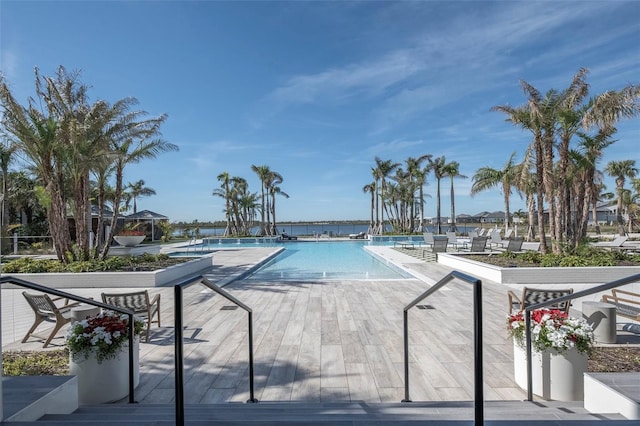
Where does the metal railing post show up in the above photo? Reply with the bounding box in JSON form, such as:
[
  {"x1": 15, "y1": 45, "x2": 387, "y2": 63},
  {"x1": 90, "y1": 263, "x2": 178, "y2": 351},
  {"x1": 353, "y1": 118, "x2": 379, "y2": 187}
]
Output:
[
  {"x1": 473, "y1": 280, "x2": 484, "y2": 424},
  {"x1": 247, "y1": 311, "x2": 257, "y2": 403},
  {"x1": 175, "y1": 285, "x2": 185, "y2": 426},
  {"x1": 402, "y1": 270, "x2": 484, "y2": 425},
  {"x1": 402, "y1": 309, "x2": 411, "y2": 402}
]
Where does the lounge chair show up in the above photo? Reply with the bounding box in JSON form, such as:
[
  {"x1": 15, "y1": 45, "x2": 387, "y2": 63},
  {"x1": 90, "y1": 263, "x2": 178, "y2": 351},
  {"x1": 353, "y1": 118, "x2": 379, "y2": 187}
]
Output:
[
  {"x1": 495, "y1": 236, "x2": 524, "y2": 253},
  {"x1": 422, "y1": 235, "x2": 448, "y2": 258},
  {"x1": 281, "y1": 233, "x2": 298, "y2": 241},
  {"x1": 602, "y1": 289, "x2": 640, "y2": 322},
  {"x1": 446, "y1": 231, "x2": 465, "y2": 250},
  {"x1": 101, "y1": 290, "x2": 161, "y2": 342},
  {"x1": 592, "y1": 236, "x2": 628, "y2": 248},
  {"x1": 468, "y1": 236, "x2": 488, "y2": 252},
  {"x1": 507, "y1": 287, "x2": 573, "y2": 314},
  {"x1": 489, "y1": 230, "x2": 507, "y2": 248},
  {"x1": 423, "y1": 232, "x2": 435, "y2": 248},
  {"x1": 349, "y1": 232, "x2": 366, "y2": 239},
  {"x1": 22, "y1": 292, "x2": 81, "y2": 348}
]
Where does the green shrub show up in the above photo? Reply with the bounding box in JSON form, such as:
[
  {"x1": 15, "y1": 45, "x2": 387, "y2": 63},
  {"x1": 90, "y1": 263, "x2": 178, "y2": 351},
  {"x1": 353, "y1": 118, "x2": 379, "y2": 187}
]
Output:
[
  {"x1": 3, "y1": 350, "x2": 69, "y2": 376},
  {"x1": 540, "y1": 253, "x2": 563, "y2": 267},
  {"x1": 559, "y1": 255, "x2": 589, "y2": 267},
  {"x1": 1, "y1": 253, "x2": 183, "y2": 273}
]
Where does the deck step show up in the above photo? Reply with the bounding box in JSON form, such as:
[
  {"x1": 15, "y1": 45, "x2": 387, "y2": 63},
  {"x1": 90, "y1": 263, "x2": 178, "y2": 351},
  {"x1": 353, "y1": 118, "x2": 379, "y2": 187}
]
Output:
[
  {"x1": 3, "y1": 401, "x2": 630, "y2": 424},
  {"x1": 585, "y1": 372, "x2": 640, "y2": 420}
]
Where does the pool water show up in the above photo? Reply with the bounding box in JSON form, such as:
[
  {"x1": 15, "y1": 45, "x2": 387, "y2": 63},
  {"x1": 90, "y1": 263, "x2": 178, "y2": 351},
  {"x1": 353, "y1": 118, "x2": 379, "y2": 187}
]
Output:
[{"x1": 245, "y1": 241, "x2": 413, "y2": 281}]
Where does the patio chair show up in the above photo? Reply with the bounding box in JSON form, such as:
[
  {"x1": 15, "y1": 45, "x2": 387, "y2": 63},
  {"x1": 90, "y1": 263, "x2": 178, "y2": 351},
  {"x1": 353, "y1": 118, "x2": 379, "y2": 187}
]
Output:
[
  {"x1": 446, "y1": 231, "x2": 465, "y2": 250},
  {"x1": 22, "y1": 292, "x2": 81, "y2": 348},
  {"x1": 602, "y1": 289, "x2": 640, "y2": 322},
  {"x1": 496, "y1": 236, "x2": 524, "y2": 253},
  {"x1": 468, "y1": 236, "x2": 489, "y2": 252},
  {"x1": 507, "y1": 287, "x2": 573, "y2": 314},
  {"x1": 489, "y1": 230, "x2": 507, "y2": 248},
  {"x1": 423, "y1": 232, "x2": 434, "y2": 248},
  {"x1": 422, "y1": 235, "x2": 448, "y2": 259},
  {"x1": 101, "y1": 290, "x2": 161, "y2": 342}
]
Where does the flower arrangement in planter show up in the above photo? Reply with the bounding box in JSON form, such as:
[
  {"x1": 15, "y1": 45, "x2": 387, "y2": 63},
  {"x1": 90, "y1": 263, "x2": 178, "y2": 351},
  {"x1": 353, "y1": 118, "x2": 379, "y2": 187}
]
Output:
[
  {"x1": 508, "y1": 308, "x2": 594, "y2": 354},
  {"x1": 66, "y1": 311, "x2": 145, "y2": 363}
]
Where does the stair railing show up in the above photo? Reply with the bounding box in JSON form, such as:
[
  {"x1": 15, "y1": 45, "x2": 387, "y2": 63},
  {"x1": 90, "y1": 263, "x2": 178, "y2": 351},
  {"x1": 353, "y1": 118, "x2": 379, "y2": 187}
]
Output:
[
  {"x1": 0, "y1": 275, "x2": 138, "y2": 403},
  {"x1": 174, "y1": 275, "x2": 257, "y2": 426},
  {"x1": 522, "y1": 272, "x2": 640, "y2": 401},
  {"x1": 402, "y1": 270, "x2": 484, "y2": 425}
]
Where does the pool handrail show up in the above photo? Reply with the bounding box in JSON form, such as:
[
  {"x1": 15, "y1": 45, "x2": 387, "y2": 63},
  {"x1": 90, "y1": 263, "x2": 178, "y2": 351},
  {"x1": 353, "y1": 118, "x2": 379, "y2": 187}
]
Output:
[
  {"x1": 402, "y1": 270, "x2": 483, "y2": 424},
  {"x1": 173, "y1": 275, "x2": 257, "y2": 426}
]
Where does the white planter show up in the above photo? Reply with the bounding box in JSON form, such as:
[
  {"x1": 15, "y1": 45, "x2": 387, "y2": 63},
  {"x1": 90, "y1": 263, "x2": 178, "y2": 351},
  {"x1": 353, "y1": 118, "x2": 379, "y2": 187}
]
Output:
[
  {"x1": 70, "y1": 339, "x2": 140, "y2": 404},
  {"x1": 513, "y1": 340, "x2": 587, "y2": 401},
  {"x1": 113, "y1": 235, "x2": 145, "y2": 247}
]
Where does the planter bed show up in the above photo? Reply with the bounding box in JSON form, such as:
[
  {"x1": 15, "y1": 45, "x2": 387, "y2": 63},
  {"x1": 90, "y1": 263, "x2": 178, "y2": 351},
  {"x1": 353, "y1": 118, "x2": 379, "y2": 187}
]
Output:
[
  {"x1": 1, "y1": 254, "x2": 214, "y2": 289},
  {"x1": 438, "y1": 252, "x2": 640, "y2": 285}
]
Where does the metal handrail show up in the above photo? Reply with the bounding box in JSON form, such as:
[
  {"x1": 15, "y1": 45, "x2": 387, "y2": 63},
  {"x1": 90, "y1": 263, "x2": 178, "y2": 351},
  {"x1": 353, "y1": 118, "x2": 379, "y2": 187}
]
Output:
[
  {"x1": 0, "y1": 275, "x2": 138, "y2": 403},
  {"x1": 522, "y1": 272, "x2": 640, "y2": 401},
  {"x1": 174, "y1": 275, "x2": 257, "y2": 426},
  {"x1": 402, "y1": 270, "x2": 484, "y2": 425}
]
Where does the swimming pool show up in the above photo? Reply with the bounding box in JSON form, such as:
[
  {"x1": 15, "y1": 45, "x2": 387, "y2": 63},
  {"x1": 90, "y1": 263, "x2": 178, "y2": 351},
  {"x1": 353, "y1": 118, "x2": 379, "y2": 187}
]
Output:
[{"x1": 244, "y1": 241, "x2": 414, "y2": 281}]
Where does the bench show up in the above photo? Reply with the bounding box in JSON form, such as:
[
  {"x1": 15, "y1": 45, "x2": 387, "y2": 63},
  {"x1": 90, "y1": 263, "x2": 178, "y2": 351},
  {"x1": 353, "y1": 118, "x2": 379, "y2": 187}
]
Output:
[{"x1": 602, "y1": 289, "x2": 640, "y2": 322}]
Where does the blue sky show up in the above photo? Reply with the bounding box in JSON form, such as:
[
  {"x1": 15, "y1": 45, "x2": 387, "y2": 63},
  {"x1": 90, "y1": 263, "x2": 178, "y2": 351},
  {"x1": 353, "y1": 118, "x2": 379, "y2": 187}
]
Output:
[{"x1": 1, "y1": 1, "x2": 639, "y2": 223}]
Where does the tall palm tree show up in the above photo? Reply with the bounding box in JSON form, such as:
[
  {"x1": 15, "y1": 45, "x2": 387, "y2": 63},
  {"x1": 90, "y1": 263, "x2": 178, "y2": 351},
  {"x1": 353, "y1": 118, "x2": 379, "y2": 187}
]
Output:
[
  {"x1": 269, "y1": 183, "x2": 289, "y2": 235},
  {"x1": 404, "y1": 154, "x2": 432, "y2": 232},
  {"x1": 0, "y1": 72, "x2": 72, "y2": 261},
  {"x1": 574, "y1": 129, "x2": 615, "y2": 237},
  {"x1": 373, "y1": 157, "x2": 400, "y2": 235},
  {"x1": 251, "y1": 165, "x2": 271, "y2": 235},
  {"x1": 493, "y1": 88, "x2": 549, "y2": 252},
  {"x1": 0, "y1": 140, "x2": 17, "y2": 235},
  {"x1": 443, "y1": 161, "x2": 466, "y2": 232},
  {"x1": 98, "y1": 98, "x2": 177, "y2": 259},
  {"x1": 362, "y1": 182, "x2": 375, "y2": 233},
  {"x1": 470, "y1": 153, "x2": 519, "y2": 233},
  {"x1": 604, "y1": 160, "x2": 638, "y2": 235},
  {"x1": 214, "y1": 172, "x2": 232, "y2": 236},
  {"x1": 263, "y1": 169, "x2": 283, "y2": 236},
  {"x1": 427, "y1": 156, "x2": 447, "y2": 234},
  {"x1": 126, "y1": 179, "x2": 156, "y2": 214}
]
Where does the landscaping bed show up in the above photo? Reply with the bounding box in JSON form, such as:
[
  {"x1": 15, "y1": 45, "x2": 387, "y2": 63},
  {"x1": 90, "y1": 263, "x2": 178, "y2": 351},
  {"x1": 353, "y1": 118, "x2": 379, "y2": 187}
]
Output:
[{"x1": 4, "y1": 346, "x2": 639, "y2": 376}]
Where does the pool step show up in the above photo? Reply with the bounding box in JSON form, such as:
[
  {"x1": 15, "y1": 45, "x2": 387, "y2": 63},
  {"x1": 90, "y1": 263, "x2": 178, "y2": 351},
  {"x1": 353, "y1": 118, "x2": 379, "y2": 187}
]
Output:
[{"x1": 5, "y1": 400, "x2": 629, "y2": 424}]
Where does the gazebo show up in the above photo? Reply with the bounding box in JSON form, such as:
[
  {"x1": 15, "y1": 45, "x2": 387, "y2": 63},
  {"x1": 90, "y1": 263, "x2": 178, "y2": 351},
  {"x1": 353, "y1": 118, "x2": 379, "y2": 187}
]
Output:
[{"x1": 124, "y1": 210, "x2": 168, "y2": 242}]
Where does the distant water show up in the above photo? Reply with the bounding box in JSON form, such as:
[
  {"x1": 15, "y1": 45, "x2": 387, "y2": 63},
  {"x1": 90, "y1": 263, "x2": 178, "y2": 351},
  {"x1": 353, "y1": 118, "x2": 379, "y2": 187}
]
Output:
[{"x1": 174, "y1": 223, "x2": 475, "y2": 237}]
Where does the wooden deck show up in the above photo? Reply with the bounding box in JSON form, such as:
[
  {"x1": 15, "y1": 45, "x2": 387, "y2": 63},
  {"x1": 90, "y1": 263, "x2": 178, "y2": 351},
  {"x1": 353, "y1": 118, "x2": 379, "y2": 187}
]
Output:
[{"x1": 2, "y1": 245, "x2": 626, "y2": 406}]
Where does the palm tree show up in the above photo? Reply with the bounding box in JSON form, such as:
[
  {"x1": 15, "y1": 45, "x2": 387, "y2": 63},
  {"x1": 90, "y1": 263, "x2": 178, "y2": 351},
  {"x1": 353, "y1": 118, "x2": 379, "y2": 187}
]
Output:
[
  {"x1": 0, "y1": 140, "x2": 17, "y2": 235},
  {"x1": 251, "y1": 165, "x2": 271, "y2": 235},
  {"x1": 214, "y1": 172, "x2": 233, "y2": 236},
  {"x1": 125, "y1": 179, "x2": 156, "y2": 214},
  {"x1": 427, "y1": 156, "x2": 447, "y2": 234},
  {"x1": 443, "y1": 160, "x2": 466, "y2": 232},
  {"x1": 605, "y1": 160, "x2": 638, "y2": 235},
  {"x1": 362, "y1": 182, "x2": 375, "y2": 233},
  {"x1": 269, "y1": 183, "x2": 289, "y2": 235},
  {"x1": 98, "y1": 98, "x2": 177, "y2": 259},
  {"x1": 470, "y1": 153, "x2": 519, "y2": 233},
  {"x1": 263, "y1": 169, "x2": 283, "y2": 235},
  {"x1": 404, "y1": 154, "x2": 432, "y2": 232},
  {"x1": 0, "y1": 71, "x2": 72, "y2": 261},
  {"x1": 373, "y1": 157, "x2": 400, "y2": 235}
]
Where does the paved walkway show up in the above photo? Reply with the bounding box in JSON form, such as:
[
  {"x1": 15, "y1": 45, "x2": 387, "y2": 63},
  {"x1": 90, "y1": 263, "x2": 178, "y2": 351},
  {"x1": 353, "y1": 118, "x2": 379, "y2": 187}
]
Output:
[{"x1": 1, "y1": 246, "x2": 637, "y2": 405}]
